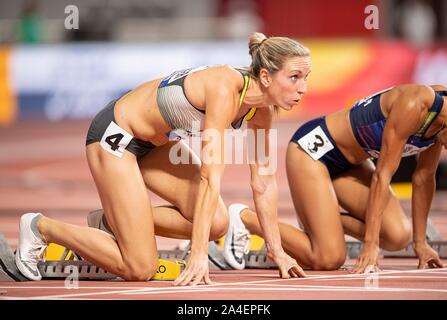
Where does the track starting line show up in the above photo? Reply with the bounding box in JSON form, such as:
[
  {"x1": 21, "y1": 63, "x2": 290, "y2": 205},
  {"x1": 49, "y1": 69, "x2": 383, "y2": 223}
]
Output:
[{"x1": 1, "y1": 231, "x2": 447, "y2": 282}]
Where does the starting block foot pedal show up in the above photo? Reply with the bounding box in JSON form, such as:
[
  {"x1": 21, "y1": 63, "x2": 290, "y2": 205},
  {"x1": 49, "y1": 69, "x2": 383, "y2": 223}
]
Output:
[{"x1": 152, "y1": 259, "x2": 185, "y2": 281}]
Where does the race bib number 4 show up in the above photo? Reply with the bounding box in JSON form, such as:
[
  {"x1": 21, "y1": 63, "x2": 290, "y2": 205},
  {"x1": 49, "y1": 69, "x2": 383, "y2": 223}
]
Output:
[
  {"x1": 297, "y1": 126, "x2": 334, "y2": 160},
  {"x1": 100, "y1": 121, "x2": 133, "y2": 158}
]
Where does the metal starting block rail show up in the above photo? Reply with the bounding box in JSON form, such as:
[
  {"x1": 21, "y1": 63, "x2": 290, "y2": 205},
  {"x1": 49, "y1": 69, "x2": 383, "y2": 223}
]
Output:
[
  {"x1": 37, "y1": 260, "x2": 117, "y2": 280},
  {"x1": 383, "y1": 240, "x2": 447, "y2": 258},
  {"x1": 243, "y1": 240, "x2": 447, "y2": 268},
  {"x1": 36, "y1": 258, "x2": 186, "y2": 281},
  {"x1": 346, "y1": 240, "x2": 447, "y2": 259}
]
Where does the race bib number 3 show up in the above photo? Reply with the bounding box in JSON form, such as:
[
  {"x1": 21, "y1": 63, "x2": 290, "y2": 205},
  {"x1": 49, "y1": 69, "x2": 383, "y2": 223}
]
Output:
[
  {"x1": 100, "y1": 121, "x2": 133, "y2": 158},
  {"x1": 297, "y1": 126, "x2": 334, "y2": 160}
]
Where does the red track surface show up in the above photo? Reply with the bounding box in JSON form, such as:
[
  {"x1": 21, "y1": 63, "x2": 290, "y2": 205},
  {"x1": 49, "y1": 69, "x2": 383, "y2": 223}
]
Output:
[{"x1": 1, "y1": 120, "x2": 446, "y2": 300}]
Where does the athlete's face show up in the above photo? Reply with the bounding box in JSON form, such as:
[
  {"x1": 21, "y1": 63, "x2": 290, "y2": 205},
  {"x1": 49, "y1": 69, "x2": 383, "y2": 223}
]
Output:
[{"x1": 264, "y1": 56, "x2": 311, "y2": 111}]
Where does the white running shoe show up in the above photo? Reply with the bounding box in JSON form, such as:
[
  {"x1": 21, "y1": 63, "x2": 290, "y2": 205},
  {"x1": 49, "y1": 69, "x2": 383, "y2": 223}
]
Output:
[
  {"x1": 176, "y1": 240, "x2": 190, "y2": 251},
  {"x1": 223, "y1": 204, "x2": 251, "y2": 270},
  {"x1": 15, "y1": 213, "x2": 47, "y2": 281}
]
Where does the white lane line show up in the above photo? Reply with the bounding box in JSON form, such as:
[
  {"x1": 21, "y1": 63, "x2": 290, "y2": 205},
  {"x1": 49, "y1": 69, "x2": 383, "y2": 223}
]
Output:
[
  {"x1": 6, "y1": 287, "x2": 171, "y2": 300},
  {"x1": 0, "y1": 285, "x2": 172, "y2": 290},
  {"x1": 314, "y1": 275, "x2": 447, "y2": 281},
  {"x1": 0, "y1": 288, "x2": 218, "y2": 300},
  {"x1": 243, "y1": 283, "x2": 447, "y2": 292},
  {"x1": 4, "y1": 273, "x2": 446, "y2": 291},
  {"x1": 3, "y1": 267, "x2": 447, "y2": 299},
  {"x1": 128, "y1": 286, "x2": 447, "y2": 295}
]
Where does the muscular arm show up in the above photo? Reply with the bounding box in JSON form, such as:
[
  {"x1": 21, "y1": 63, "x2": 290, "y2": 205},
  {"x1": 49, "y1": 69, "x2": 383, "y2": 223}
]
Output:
[
  {"x1": 246, "y1": 107, "x2": 305, "y2": 278},
  {"x1": 246, "y1": 106, "x2": 284, "y2": 256},
  {"x1": 174, "y1": 67, "x2": 245, "y2": 286},
  {"x1": 189, "y1": 67, "x2": 242, "y2": 256},
  {"x1": 363, "y1": 87, "x2": 435, "y2": 248},
  {"x1": 411, "y1": 142, "x2": 442, "y2": 245}
]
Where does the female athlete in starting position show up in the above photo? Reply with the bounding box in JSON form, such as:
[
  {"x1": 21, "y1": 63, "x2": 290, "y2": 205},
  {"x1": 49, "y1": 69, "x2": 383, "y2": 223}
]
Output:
[
  {"x1": 15, "y1": 32, "x2": 310, "y2": 284},
  {"x1": 224, "y1": 84, "x2": 446, "y2": 273}
]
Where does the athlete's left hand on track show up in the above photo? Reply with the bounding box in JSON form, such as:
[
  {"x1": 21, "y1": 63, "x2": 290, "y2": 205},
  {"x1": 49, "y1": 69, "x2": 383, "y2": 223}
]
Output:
[
  {"x1": 413, "y1": 242, "x2": 444, "y2": 269},
  {"x1": 270, "y1": 250, "x2": 306, "y2": 278},
  {"x1": 174, "y1": 252, "x2": 215, "y2": 286},
  {"x1": 351, "y1": 243, "x2": 381, "y2": 274}
]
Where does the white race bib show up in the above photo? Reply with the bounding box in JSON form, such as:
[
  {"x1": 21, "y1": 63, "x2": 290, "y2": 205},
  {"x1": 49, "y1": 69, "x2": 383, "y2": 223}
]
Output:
[
  {"x1": 100, "y1": 121, "x2": 133, "y2": 158},
  {"x1": 297, "y1": 126, "x2": 334, "y2": 160}
]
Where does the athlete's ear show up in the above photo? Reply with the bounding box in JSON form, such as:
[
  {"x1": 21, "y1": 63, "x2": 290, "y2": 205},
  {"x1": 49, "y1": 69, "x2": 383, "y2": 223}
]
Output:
[{"x1": 259, "y1": 68, "x2": 271, "y2": 88}]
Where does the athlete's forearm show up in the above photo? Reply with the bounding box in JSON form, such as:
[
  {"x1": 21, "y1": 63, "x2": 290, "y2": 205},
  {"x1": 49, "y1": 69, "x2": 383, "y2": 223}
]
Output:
[
  {"x1": 364, "y1": 173, "x2": 392, "y2": 246},
  {"x1": 251, "y1": 176, "x2": 283, "y2": 255},
  {"x1": 190, "y1": 176, "x2": 221, "y2": 255},
  {"x1": 411, "y1": 175, "x2": 436, "y2": 244}
]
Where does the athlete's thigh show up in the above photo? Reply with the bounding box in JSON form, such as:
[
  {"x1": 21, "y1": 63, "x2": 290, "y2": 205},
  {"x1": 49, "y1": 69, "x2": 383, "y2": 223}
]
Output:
[
  {"x1": 138, "y1": 140, "x2": 227, "y2": 222},
  {"x1": 86, "y1": 143, "x2": 158, "y2": 263},
  {"x1": 286, "y1": 143, "x2": 346, "y2": 252}
]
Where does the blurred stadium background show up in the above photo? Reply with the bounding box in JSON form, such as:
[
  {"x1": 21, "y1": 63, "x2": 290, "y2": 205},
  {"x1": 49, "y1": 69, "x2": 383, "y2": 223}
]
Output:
[{"x1": 0, "y1": 0, "x2": 446, "y2": 205}]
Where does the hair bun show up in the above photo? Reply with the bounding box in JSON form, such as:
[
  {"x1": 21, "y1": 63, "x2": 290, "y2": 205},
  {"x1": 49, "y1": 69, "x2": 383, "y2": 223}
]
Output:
[{"x1": 248, "y1": 32, "x2": 267, "y2": 57}]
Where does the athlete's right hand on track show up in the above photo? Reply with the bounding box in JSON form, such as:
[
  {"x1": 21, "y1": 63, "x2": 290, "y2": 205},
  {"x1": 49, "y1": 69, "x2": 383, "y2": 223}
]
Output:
[
  {"x1": 173, "y1": 252, "x2": 215, "y2": 286},
  {"x1": 351, "y1": 243, "x2": 381, "y2": 274},
  {"x1": 413, "y1": 242, "x2": 444, "y2": 269},
  {"x1": 269, "y1": 250, "x2": 306, "y2": 278}
]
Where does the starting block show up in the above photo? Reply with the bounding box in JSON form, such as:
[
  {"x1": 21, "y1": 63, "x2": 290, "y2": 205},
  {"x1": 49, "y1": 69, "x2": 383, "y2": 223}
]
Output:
[
  {"x1": 346, "y1": 240, "x2": 447, "y2": 259},
  {"x1": 37, "y1": 257, "x2": 185, "y2": 281},
  {"x1": 346, "y1": 218, "x2": 447, "y2": 259},
  {"x1": 40, "y1": 243, "x2": 185, "y2": 281},
  {"x1": 0, "y1": 235, "x2": 185, "y2": 282}
]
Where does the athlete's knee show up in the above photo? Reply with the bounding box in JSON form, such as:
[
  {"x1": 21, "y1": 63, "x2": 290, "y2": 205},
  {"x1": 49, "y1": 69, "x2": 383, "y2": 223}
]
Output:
[
  {"x1": 119, "y1": 256, "x2": 158, "y2": 281},
  {"x1": 310, "y1": 247, "x2": 346, "y2": 271},
  {"x1": 209, "y1": 203, "x2": 229, "y2": 240},
  {"x1": 381, "y1": 221, "x2": 411, "y2": 251},
  {"x1": 209, "y1": 214, "x2": 229, "y2": 240}
]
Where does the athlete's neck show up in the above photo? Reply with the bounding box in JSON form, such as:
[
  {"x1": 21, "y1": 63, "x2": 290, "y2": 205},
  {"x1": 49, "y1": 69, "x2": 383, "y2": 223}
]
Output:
[{"x1": 241, "y1": 77, "x2": 271, "y2": 109}]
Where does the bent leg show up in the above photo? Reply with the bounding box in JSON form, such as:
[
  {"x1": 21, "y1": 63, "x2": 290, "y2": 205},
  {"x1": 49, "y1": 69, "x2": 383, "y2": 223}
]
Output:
[
  {"x1": 139, "y1": 140, "x2": 228, "y2": 240},
  {"x1": 333, "y1": 160, "x2": 411, "y2": 251},
  {"x1": 39, "y1": 144, "x2": 158, "y2": 281},
  {"x1": 241, "y1": 143, "x2": 347, "y2": 270}
]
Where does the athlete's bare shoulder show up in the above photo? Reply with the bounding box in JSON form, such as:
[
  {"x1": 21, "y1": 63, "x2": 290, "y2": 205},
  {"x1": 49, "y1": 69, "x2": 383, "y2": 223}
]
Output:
[
  {"x1": 202, "y1": 65, "x2": 245, "y2": 91},
  {"x1": 429, "y1": 84, "x2": 447, "y2": 91},
  {"x1": 384, "y1": 84, "x2": 435, "y2": 114}
]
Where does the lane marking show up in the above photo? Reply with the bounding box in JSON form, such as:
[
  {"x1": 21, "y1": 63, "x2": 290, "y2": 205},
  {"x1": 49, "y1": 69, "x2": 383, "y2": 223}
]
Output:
[
  {"x1": 2, "y1": 267, "x2": 447, "y2": 299},
  {"x1": 128, "y1": 286, "x2": 447, "y2": 295}
]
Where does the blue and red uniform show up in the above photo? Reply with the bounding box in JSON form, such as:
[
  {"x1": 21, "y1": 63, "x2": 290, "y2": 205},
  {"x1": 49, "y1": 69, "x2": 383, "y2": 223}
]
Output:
[{"x1": 290, "y1": 89, "x2": 446, "y2": 178}]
